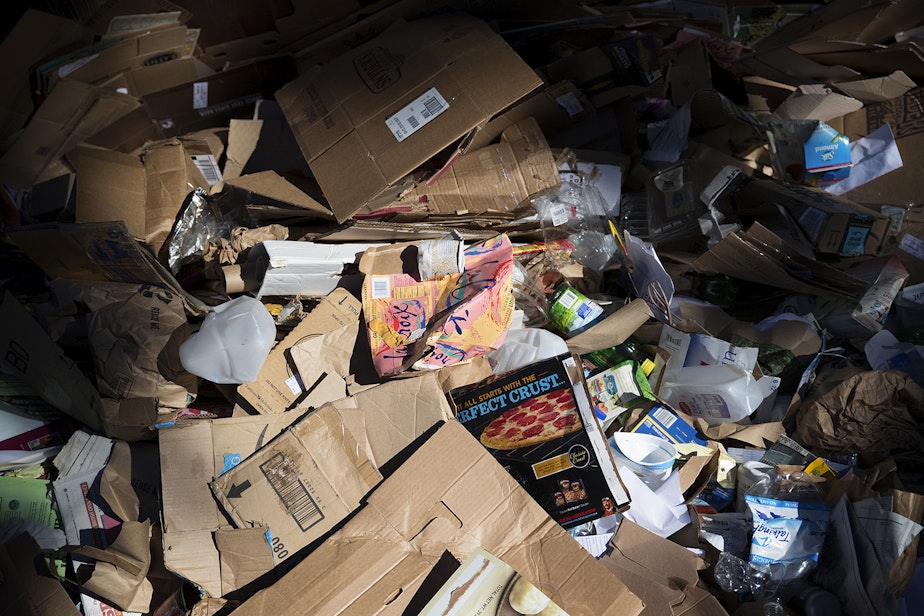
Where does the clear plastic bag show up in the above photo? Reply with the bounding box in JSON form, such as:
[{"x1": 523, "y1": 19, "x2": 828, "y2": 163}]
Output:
[{"x1": 532, "y1": 183, "x2": 618, "y2": 271}]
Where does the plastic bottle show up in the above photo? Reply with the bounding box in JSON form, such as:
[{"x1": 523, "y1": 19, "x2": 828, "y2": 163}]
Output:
[
  {"x1": 179, "y1": 296, "x2": 276, "y2": 384},
  {"x1": 660, "y1": 364, "x2": 763, "y2": 425},
  {"x1": 583, "y1": 337, "x2": 656, "y2": 376},
  {"x1": 547, "y1": 283, "x2": 606, "y2": 337}
]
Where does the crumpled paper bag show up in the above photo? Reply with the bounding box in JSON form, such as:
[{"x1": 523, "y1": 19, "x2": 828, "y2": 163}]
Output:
[
  {"x1": 791, "y1": 370, "x2": 924, "y2": 465},
  {"x1": 87, "y1": 284, "x2": 196, "y2": 408},
  {"x1": 202, "y1": 224, "x2": 288, "y2": 279}
]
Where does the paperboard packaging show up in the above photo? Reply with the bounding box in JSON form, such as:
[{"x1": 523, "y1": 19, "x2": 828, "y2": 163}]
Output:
[
  {"x1": 53, "y1": 26, "x2": 192, "y2": 91},
  {"x1": 398, "y1": 116, "x2": 561, "y2": 215},
  {"x1": 236, "y1": 288, "x2": 362, "y2": 415},
  {"x1": 231, "y1": 420, "x2": 644, "y2": 616},
  {"x1": 0, "y1": 9, "x2": 93, "y2": 143},
  {"x1": 143, "y1": 56, "x2": 297, "y2": 137},
  {"x1": 733, "y1": 179, "x2": 890, "y2": 257},
  {"x1": 450, "y1": 354, "x2": 631, "y2": 528},
  {"x1": 275, "y1": 13, "x2": 543, "y2": 222},
  {"x1": 159, "y1": 410, "x2": 304, "y2": 597},
  {"x1": 0, "y1": 80, "x2": 140, "y2": 189},
  {"x1": 7, "y1": 221, "x2": 208, "y2": 314},
  {"x1": 210, "y1": 406, "x2": 381, "y2": 567}
]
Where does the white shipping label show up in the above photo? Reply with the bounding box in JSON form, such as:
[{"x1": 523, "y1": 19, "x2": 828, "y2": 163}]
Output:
[
  {"x1": 285, "y1": 375, "x2": 303, "y2": 396},
  {"x1": 899, "y1": 234, "x2": 924, "y2": 261},
  {"x1": 190, "y1": 154, "x2": 223, "y2": 185},
  {"x1": 193, "y1": 82, "x2": 208, "y2": 110},
  {"x1": 385, "y1": 87, "x2": 449, "y2": 142},
  {"x1": 369, "y1": 276, "x2": 391, "y2": 300},
  {"x1": 550, "y1": 203, "x2": 569, "y2": 226}
]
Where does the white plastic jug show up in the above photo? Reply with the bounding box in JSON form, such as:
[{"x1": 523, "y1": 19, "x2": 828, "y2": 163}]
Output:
[
  {"x1": 179, "y1": 296, "x2": 276, "y2": 384},
  {"x1": 660, "y1": 364, "x2": 763, "y2": 425}
]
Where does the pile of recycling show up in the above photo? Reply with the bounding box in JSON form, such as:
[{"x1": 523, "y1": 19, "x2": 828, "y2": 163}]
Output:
[{"x1": 1, "y1": 1, "x2": 924, "y2": 616}]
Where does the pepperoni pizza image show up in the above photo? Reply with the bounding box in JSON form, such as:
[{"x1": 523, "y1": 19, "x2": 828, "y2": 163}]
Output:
[{"x1": 479, "y1": 388, "x2": 581, "y2": 450}]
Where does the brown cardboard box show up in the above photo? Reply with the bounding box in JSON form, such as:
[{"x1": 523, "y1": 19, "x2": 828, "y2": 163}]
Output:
[
  {"x1": 467, "y1": 80, "x2": 595, "y2": 151},
  {"x1": 6, "y1": 221, "x2": 208, "y2": 314},
  {"x1": 396, "y1": 117, "x2": 561, "y2": 216},
  {"x1": 210, "y1": 406, "x2": 382, "y2": 567},
  {"x1": 54, "y1": 26, "x2": 191, "y2": 91},
  {"x1": 275, "y1": 13, "x2": 543, "y2": 222},
  {"x1": 230, "y1": 420, "x2": 644, "y2": 616},
  {"x1": 0, "y1": 80, "x2": 140, "y2": 189},
  {"x1": 600, "y1": 519, "x2": 729, "y2": 616},
  {"x1": 236, "y1": 288, "x2": 362, "y2": 415},
  {"x1": 327, "y1": 373, "x2": 454, "y2": 469},
  {"x1": 143, "y1": 56, "x2": 297, "y2": 137},
  {"x1": 733, "y1": 179, "x2": 891, "y2": 257},
  {"x1": 0, "y1": 9, "x2": 93, "y2": 143},
  {"x1": 103, "y1": 56, "x2": 216, "y2": 98},
  {"x1": 159, "y1": 410, "x2": 305, "y2": 597},
  {"x1": 73, "y1": 137, "x2": 215, "y2": 257}
]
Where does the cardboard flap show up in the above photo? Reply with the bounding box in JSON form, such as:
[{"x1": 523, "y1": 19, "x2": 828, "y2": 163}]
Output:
[
  {"x1": 276, "y1": 13, "x2": 542, "y2": 221},
  {"x1": 609, "y1": 519, "x2": 700, "y2": 590},
  {"x1": 215, "y1": 527, "x2": 275, "y2": 597},
  {"x1": 234, "y1": 420, "x2": 644, "y2": 616},
  {"x1": 225, "y1": 170, "x2": 333, "y2": 217},
  {"x1": 209, "y1": 406, "x2": 382, "y2": 564},
  {"x1": 330, "y1": 372, "x2": 453, "y2": 469}
]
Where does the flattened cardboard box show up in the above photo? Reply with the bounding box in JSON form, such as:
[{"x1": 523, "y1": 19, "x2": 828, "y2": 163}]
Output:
[
  {"x1": 733, "y1": 179, "x2": 889, "y2": 256},
  {"x1": 276, "y1": 13, "x2": 543, "y2": 222},
  {"x1": 0, "y1": 80, "x2": 140, "y2": 189},
  {"x1": 73, "y1": 137, "x2": 214, "y2": 256},
  {"x1": 396, "y1": 117, "x2": 561, "y2": 216},
  {"x1": 236, "y1": 288, "x2": 361, "y2": 415},
  {"x1": 231, "y1": 420, "x2": 644, "y2": 616},
  {"x1": 0, "y1": 9, "x2": 93, "y2": 142},
  {"x1": 159, "y1": 410, "x2": 304, "y2": 597},
  {"x1": 143, "y1": 56, "x2": 297, "y2": 137},
  {"x1": 210, "y1": 406, "x2": 382, "y2": 567}
]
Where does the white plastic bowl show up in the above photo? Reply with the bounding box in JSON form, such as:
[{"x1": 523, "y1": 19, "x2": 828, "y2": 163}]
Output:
[{"x1": 608, "y1": 432, "x2": 677, "y2": 485}]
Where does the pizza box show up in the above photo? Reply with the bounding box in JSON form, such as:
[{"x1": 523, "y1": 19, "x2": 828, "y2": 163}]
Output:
[{"x1": 448, "y1": 354, "x2": 630, "y2": 529}]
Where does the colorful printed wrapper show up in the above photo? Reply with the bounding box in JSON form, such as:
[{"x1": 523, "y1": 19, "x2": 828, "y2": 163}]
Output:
[{"x1": 362, "y1": 234, "x2": 515, "y2": 376}]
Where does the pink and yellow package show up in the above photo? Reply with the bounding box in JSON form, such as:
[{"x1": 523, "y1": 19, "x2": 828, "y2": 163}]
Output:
[{"x1": 362, "y1": 234, "x2": 515, "y2": 376}]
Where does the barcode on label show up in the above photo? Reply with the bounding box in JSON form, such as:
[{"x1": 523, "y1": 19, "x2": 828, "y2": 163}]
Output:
[
  {"x1": 550, "y1": 204, "x2": 569, "y2": 226},
  {"x1": 190, "y1": 154, "x2": 223, "y2": 185},
  {"x1": 385, "y1": 87, "x2": 449, "y2": 142},
  {"x1": 370, "y1": 276, "x2": 391, "y2": 299},
  {"x1": 260, "y1": 452, "x2": 323, "y2": 532},
  {"x1": 652, "y1": 406, "x2": 676, "y2": 429},
  {"x1": 558, "y1": 289, "x2": 579, "y2": 309}
]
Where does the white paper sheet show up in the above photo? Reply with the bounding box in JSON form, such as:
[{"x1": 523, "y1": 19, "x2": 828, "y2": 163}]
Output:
[{"x1": 826, "y1": 123, "x2": 903, "y2": 196}]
